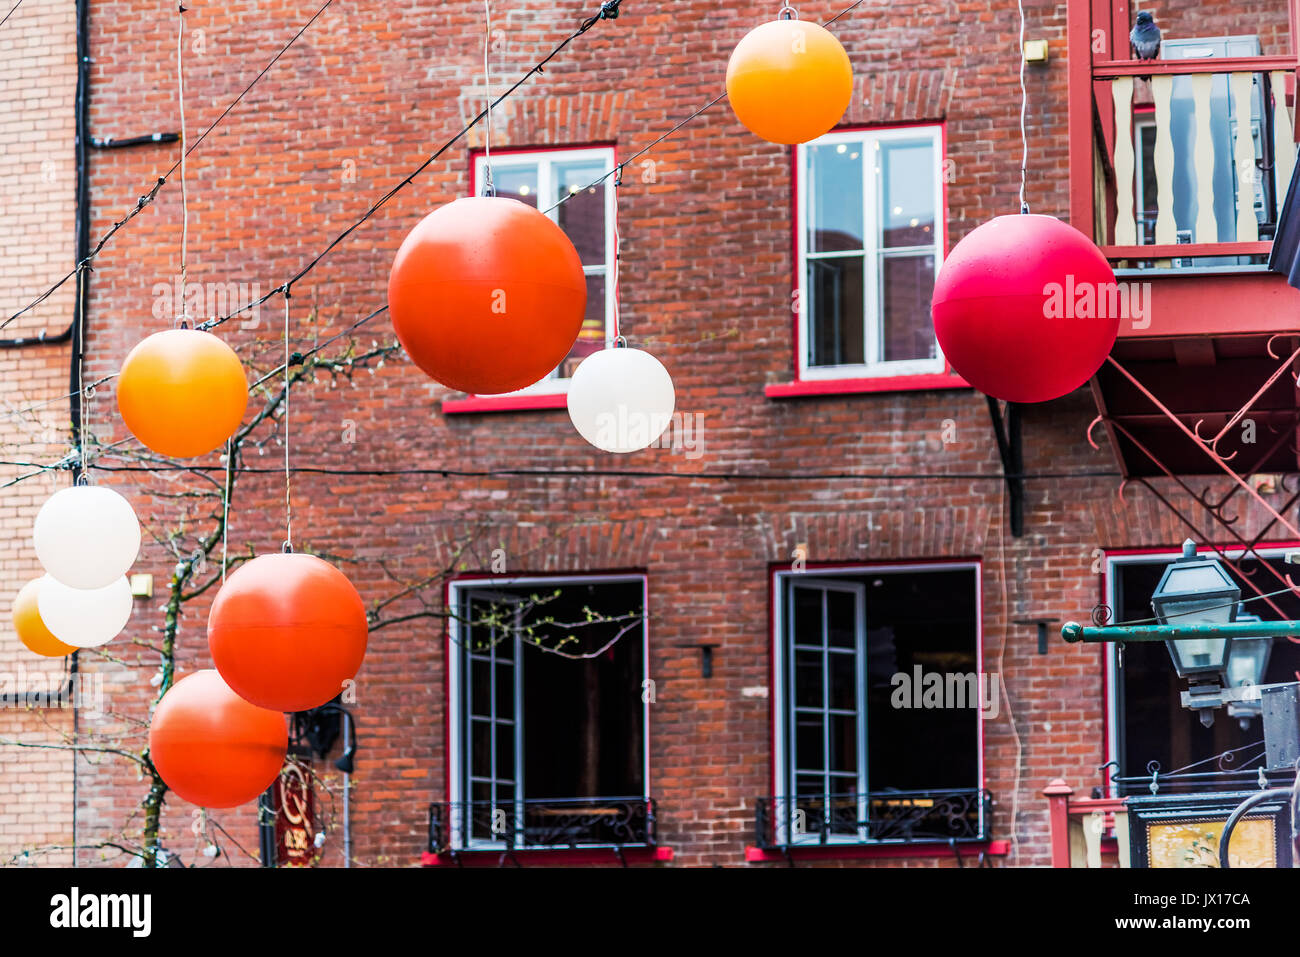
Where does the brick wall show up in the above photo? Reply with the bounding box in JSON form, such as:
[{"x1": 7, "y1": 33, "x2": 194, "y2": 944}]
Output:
[{"x1": 0, "y1": 0, "x2": 1292, "y2": 868}]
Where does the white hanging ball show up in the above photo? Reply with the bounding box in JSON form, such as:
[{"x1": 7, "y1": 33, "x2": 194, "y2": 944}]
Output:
[
  {"x1": 36, "y1": 574, "x2": 134, "y2": 648},
  {"x1": 567, "y1": 345, "x2": 675, "y2": 453},
  {"x1": 33, "y1": 485, "x2": 141, "y2": 589}
]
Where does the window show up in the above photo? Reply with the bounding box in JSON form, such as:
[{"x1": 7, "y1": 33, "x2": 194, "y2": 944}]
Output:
[
  {"x1": 1107, "y1": 548, "x2": 1300, "y2": 792},
  {"x1": 769, "y1": 563, "x2": 985, "y2": 846},
  {"x1": 795, "y1": 126, "x2": 945, "y2": 380},
  {"x1": 445, "y1": 575, "x2": 649, "y2": 850},
  {"x1": 470, "y1": 147, "x2": 615, "y2": 392}
]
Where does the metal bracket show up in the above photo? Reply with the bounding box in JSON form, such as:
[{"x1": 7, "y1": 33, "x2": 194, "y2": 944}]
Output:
[{"x1": 986, "y1": 396, "x2": 1024, "y2": 537}]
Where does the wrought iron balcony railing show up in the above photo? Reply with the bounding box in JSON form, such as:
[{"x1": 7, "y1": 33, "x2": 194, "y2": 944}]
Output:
[
  {"x1": 428, "y1": 796, "x2": 657, "y2": 853},
  {"x1": 754, "y1": 788, "x2": 992, "y2": 849}
]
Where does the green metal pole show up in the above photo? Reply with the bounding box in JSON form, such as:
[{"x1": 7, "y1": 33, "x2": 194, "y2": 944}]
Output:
[{"x1": 1061, "y1": 620, "x2": 1300, "y2": 644}]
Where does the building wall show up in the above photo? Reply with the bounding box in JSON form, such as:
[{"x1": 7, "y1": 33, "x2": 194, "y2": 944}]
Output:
[{"x1": 1, "y1": 0, "x2": 1293, "y2": 867}]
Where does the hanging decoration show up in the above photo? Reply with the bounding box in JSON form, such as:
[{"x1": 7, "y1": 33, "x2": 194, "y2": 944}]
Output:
[
  {"x1": 388, "y1": 197, "x2": 588, "y2": 395},
  {"x1": 36, "y1": 574, "x2": 133, "y2": 649},
  {"x1": 11, "y1": 579, "x2": 77, "y2": 658},
  {"x1": 725, "y1": 8, "x2": 853, "y2": 145},
  {"x1": 568, "y1": 345, "x2": 675, "y2": 453},
  {"x1": 930, "y1": 221, "x2": 1119, "y2": 405},
  {"x1": 208, "y1": 552, "x2": 368, "y2": 713},
  {"x1": 116, "y1": 329, "x2": 249, "y2": 458},
  {"x1": 32, "y1": 485, "x2": 141, "y2": 590},
  {"x1": 149, "y1": 669, "x2": 288, "y2": 809}
]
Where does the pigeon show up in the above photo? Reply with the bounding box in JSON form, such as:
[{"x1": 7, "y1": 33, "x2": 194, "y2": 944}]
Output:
[{"x1": 1130, "y1": 11, "x2": 1162, "y2": 61}]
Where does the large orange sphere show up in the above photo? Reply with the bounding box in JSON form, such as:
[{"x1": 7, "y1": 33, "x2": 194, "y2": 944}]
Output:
[
  {"x1": 117, "y1": 329, "x2": 248, "y2": 458},
  {"x1": 725, "y1": 18, "x2": 854, "y2": 145},
  {"x1": 208, "y1": 552, "x2": 368, "y2": 713},
  {"x1": 149, "y1": 669, "x2": 287, "y2": 808},
  {"x1": 387, "y1": 197, "x2": 587, "y2": 395},
  {"x1": 11, "y1": 579, "x2": 77, "y2": 658}
]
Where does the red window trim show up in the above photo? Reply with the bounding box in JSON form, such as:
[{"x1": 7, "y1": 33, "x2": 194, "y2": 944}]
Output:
[
  {"x1": 744, "y1": 839, "x2": 1010, "y2": 864},
  {"x1": 785, "y1": 121, "x2": 952, "y2": 395},
  {"x1": 765, "y1": 371, "x2": 970, "y2": 399},
  {"x1": 442, "y1": 392, "x2": 569, "y2": 414}
]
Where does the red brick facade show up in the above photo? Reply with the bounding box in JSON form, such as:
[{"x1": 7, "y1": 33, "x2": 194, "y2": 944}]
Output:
[{"x1": 1, "y1": 0, "x2": 1294, "y2": 868}]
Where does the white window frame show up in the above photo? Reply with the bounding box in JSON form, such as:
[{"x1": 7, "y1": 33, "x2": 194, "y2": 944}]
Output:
[
  {"x1": 795, "y1": 125, "x2": 946, "y2": 381},
  {"x1": 446, "y1": 573, "x2": 650, "y2": 851},
  {"x1": 471, "y1": 146, "x2": 617, "y2": 396},
  {"x1": 1102, "y1": 544, "x2": 1293, "y2": 796},
  {"x1": 771, "y1": 560, "x2": 983, "y2": 846}
]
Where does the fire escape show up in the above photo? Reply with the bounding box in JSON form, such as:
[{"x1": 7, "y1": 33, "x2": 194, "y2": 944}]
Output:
[{"x1": 1069, "y1": 0, "x2": 1300, "y2": 606}]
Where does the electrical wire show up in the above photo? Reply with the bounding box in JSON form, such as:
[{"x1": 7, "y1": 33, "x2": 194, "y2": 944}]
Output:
[
  {"x1": 1017, "y1": 0, "x2": 1029, "y2": 212},
  {"x1": 0, "y1": 0, "x2": 23, "y2": 29},
  {"x1": 0, "y1": 0, "x2": 339, "y2": 331},
  {"x1": 197, "y1": 0, "x2": 626, "y2": 331}
]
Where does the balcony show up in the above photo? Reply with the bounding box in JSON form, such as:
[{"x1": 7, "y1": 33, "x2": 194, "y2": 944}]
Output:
[
  {"x1": 753, "y1": 788, "x2": 992, "y2": 851},
  {"x1": 1066, "y1": 3, "x2": 1300, "y2": 339},
  {"x1": 424, "y1": 796, "x2": 663, "y2": 865}
]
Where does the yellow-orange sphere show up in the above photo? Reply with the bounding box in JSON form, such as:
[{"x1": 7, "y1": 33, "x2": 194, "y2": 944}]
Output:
[
  {"x1": 11, "y1": 579, "x2": 77, "y2": 658},
  {"x1": 117, "y1": 329, "x2": 248, "y2": 458},
  {"x1": 725, "y1": 18, "x2": 854, "y2": 145}
]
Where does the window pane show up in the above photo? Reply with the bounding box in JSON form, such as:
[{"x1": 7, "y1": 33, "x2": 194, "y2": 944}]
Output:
[
  {"x1": 880, "y1": 253, "x2": 936, "y2": 363},
  {"x1": 795, "y1": 715, "x2": 824, "y2": 771},
  {"x1": 826, "y1": 590, "x2": 856, "y2": 648},
  {"x1": 795, "y1": 650, "x2": 822, "y2": 708},
  {"x1": 792, "y1": 585, "x2": 823, "y2": 645},
  {"x1": 554, "y1": 160, "x2": 607, "y2": 265},
  {"x1": 807, "y1": 255, "x2": 865, "y2": 367},
  {"x1": 471, "y1": 719, "x2": 491, "y2": 778},
  {"x1": 828, "y1": 650, "x2": 855, "y2": 711},
  {"x1": 493, "y1": 164, "x2": 538, "y2": 207},
  {"x1": 829, "y1": 714, "x2": 858, "y2": 774},
  {"x1": 469, "y1": 657, "x2": 490, "y2": 716},
  {"x1": 807, "y1": 141, "x2": 863, "y2": 252},
  {"x1": 495, "y1": 661, "x2": 513, "y2": 720},
  {"x1": 496, "y1": 722, "x2": 514, "y2": 781},
  {"x1": 880, "y1": 138, "x2": 935, "y2": 248}
]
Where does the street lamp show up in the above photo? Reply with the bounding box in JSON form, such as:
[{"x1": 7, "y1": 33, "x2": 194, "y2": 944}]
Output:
[
  {"x1": 1150, "y1": 539, "x2": 1240, "y2": 685},
  {"x1": 1225, "y1": 610, "x2": 1273, "y2": 729}
]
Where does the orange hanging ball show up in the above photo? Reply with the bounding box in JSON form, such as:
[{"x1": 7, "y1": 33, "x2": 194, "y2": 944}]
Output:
[
  {"x1": 208, "y1": 552, "x2": 368, "y2": 713},
  {"x1": 725, "y1": 16, "x2": 854, "y2": 145},
  {"x1": 387, "y1": 197, "x2": 587, "y2": 395},
  {"x1": 11, "y1": 579, "x2": 77, "y2": 658},
  {"x1": 117, "y1": 329, "x2": 248, "y2": 458},
  {"x1": 149, "y1": 669, "x2": 287, "y2": 808}
]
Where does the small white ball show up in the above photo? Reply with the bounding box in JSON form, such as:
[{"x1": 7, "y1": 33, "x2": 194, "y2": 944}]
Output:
[
  {"x1": 567, "y1": 347, "x2": 675, "y2": 453},
  {"x1": 36, "y1": 574, "x2": 134, "y2": 648},
  {"x1": 33, "y1": 485, "x2": 141, "y2": 589}
]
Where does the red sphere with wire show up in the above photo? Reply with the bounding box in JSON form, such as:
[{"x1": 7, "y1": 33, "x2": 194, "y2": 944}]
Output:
[
  {"x1": 387, "y1": 197, "x2": 587, "y2": 395},
  {"x1": 930, "y1": 214, "x2": 1120, "y2": 404}
]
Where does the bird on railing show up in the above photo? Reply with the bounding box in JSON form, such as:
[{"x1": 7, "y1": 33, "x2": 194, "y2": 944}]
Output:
[{"x1": 1130, "y1": 10, "x2": 1162, "y2": 61}]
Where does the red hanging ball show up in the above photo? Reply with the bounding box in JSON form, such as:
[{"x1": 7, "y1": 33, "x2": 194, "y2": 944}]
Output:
[
  {"x1": 931, "y1": 214, "x2": 1120, "y2": 403},
  {"x1": 387, "y1": 197, "x2": 587, "y2": 395},
  {"x1": 208, "y1": 553, "x2": 368, "y2": 713},
  {"x1": 148, "y1": 669, "x2": 287, "y2": 808}
]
